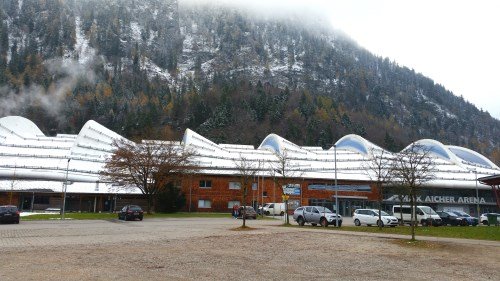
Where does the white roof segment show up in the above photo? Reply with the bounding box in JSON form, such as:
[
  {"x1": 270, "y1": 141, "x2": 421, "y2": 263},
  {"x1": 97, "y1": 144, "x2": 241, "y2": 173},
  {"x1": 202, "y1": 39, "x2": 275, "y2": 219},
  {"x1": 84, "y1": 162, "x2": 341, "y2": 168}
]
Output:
[{"x1": 0, "y1": 116, "x2": 499, "y2": 194}]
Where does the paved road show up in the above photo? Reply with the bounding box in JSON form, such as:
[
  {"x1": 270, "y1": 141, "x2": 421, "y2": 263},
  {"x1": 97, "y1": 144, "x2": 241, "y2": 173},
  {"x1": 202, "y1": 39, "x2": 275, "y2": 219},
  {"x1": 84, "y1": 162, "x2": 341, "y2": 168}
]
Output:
[
  {"x1": 1, "y1": 217, "x2": 499, "y2": 281},
  {"x1": 1, "y1": 217, "x2": 498, "y2": 249}
]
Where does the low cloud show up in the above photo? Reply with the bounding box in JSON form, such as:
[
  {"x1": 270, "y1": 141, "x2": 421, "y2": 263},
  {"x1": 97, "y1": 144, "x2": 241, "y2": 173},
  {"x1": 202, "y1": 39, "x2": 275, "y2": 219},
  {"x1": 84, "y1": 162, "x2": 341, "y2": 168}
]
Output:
[{"x1": 0, "y1": 59, "x2": 95, "y2": 121}]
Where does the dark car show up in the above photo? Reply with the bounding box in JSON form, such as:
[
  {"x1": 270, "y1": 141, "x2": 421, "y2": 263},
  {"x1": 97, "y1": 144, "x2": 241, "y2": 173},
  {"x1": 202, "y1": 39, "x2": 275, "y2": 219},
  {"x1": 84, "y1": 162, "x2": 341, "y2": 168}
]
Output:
[
  {"x1": 451, "y1": 211, "x2": 478, "y2": 226},
  {"x1": 436, "y1": 211, "x2": 467, "y2": 226},
  {"x1": 237, "y1": 206, "x2": 257, "y2": 219},
  {"x1": 0, "y1": 205, "x2": 20, "y2": 224},
  {"x1": 118, "y1": 205, "x2": 144, "y2": 221}
]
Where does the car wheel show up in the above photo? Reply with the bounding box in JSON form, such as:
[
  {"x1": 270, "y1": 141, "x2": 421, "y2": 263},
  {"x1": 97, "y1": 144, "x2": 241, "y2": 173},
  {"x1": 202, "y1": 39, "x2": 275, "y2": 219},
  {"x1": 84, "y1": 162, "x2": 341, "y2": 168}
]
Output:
[
  {"x1": 354, "y1": 219, "x2": 361, "y2": 226},
  {"x1": 320, "y1": 218, "x2": 328, "y2": 227},
  {"x1": 482, "y1": 220, "x2": 489, "y2": 226},
  {"x1": 460, "y1": 220, "x2": 468, "y2": 226},
  {"x1": 265, "y1": 211, "x2": 270, "y2": 215},
  {"x1": 139, "y1": 217, "x2": 143, "y2": 221},
  {"x1": 377, "y1": 220, "x2": 384, "y2": 227},
  {"x1": 280, "y1": 211, "x2": 284, "y2": 216},
  {"x1": 297, "y1": 216, "x2": 305, "y2": 226},
  {"x1": 311, "y1": 223, "x2": 317, "y2": 227}
]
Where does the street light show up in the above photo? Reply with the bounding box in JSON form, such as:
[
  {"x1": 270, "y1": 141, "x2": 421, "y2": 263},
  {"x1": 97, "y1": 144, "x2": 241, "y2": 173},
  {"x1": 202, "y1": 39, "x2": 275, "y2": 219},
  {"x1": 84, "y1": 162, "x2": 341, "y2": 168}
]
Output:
[
  {"x1": 61, "y1": 158, "x2": 71, "y2": 220},
  {"x1": 469, "y1": 168, "x2": 480, "y2": 220},
  {"x1": 334, "y1": 144, "x2": 339, "y2": 228},
  {"x1": 475, "y1": 170, "x2": 480, "y2": 220}
]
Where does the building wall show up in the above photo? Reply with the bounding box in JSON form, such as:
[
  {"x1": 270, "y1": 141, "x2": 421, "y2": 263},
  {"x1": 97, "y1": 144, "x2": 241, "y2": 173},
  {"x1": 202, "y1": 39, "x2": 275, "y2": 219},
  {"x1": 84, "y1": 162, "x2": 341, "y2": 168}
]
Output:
[{"x1": 181, "y1": 174, "x2": 378, "y2": 213}]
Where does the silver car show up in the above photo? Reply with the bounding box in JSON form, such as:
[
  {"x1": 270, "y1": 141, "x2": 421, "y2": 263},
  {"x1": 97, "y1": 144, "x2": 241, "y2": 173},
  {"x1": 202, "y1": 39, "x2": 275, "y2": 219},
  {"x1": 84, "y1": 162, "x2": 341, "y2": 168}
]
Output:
[{"x1": 293, "y1": 206, "x2": 342, "y2": 227}]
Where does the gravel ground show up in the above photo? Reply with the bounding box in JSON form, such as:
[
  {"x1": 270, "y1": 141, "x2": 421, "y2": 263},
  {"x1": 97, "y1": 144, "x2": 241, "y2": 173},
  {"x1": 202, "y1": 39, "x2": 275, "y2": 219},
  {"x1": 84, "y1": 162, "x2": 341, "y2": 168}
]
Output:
[{"x1": 0, "y1": 218, "x2": 498, "y2": 281}]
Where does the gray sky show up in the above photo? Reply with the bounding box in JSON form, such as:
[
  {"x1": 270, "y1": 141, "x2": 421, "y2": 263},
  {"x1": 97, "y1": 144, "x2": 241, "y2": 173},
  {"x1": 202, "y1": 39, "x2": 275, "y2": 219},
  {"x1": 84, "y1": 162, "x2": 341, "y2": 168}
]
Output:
[
  {"x1": 187, "y1": 0, "x2": 500, "y2": 119},
  {"x1": 325, "y1": 0, "x2": 500, "y2": 119}
]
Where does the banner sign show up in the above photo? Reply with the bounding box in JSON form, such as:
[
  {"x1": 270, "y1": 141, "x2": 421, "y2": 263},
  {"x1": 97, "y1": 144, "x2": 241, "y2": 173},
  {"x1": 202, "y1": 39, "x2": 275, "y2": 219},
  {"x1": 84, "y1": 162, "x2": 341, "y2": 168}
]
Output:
[
  {"x1": 282, "y1": 184, "x2": 301, "y2": 195},
  {"x1": 386, "y1": 195, "x2": 489, "y2": 204},
  {"x1": 308, "y1": 184, "x2": 371, "y2": 192}
]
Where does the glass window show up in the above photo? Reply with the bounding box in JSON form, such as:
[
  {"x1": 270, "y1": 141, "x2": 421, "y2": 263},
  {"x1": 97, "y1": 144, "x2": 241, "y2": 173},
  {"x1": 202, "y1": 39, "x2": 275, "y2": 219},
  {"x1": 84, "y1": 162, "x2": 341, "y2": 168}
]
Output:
[
  {"x1": 448, "y1": 147, "x2": 492, "y2": 167},
  {"x1": 229, "y1": 182, "x2": 241, "y2": 190},
  {"x1": 199, "y1": 180, "x2": 212, "y2": 188},
  {"x1": 228, "y1": 201, "x2": 240, "y2": 208},
  {"x1": 198, "y1": 200, "x2": 211, "y2": 208},
  {"x1": 336, "y1": 136, "x2": 368, "y2": 154}
]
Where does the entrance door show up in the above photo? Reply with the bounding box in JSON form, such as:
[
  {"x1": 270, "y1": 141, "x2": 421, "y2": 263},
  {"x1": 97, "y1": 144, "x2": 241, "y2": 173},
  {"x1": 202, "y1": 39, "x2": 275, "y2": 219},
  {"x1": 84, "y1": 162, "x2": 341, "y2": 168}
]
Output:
[
  {"x1": 20, "y1": 195, "x2": 32, "y2": 211},
  {"x1": 338, "y1": 199, "x2": 366, "y2": 217}
]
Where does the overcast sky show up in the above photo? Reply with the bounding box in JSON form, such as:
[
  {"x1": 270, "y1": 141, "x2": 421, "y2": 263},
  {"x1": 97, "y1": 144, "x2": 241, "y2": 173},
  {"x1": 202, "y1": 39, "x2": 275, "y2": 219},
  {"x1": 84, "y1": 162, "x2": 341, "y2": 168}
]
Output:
[{"x1": 324, "y1": 0, "x2": 500, "y2": 120}]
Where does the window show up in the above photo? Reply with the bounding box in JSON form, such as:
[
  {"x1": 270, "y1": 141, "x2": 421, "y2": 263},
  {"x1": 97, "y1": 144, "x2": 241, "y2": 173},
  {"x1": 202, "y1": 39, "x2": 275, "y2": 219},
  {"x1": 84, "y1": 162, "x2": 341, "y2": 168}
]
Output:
[
  {"x1": 228, "y1": 201, "x2": 240, "y2": 208},
  {"x1": 229, "y1": 182, "x2": 241, "y2": 190},
  {"x1": 263, "y1": 191, "x2": 268, "y2": 197},
  {"x1": 34, "y1": 196, "x2": 50, "y2": 204},
  {"x1": 199, "y1": 180, "x2": 212, "y2": 188},
  {"x1": 198, "y1": 200, "x2": 212, "y2": 208}
]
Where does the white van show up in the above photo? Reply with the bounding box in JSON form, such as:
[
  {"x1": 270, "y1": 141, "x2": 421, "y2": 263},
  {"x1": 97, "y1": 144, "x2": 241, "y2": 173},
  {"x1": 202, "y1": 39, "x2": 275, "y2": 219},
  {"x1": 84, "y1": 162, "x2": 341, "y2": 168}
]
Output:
[
  {"x1": 392, "y1": 205, "x2": 442, "y2": 226},
  {"x1": 263, "y1": 203, "x2": 285, "y2": 216}
]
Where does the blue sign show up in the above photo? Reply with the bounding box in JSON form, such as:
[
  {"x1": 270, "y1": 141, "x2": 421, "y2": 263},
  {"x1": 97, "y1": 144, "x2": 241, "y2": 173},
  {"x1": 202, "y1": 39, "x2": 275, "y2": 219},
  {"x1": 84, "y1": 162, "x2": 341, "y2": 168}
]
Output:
[{"x1": 283, "y1": 184, "x2": 301, "y2": 195}]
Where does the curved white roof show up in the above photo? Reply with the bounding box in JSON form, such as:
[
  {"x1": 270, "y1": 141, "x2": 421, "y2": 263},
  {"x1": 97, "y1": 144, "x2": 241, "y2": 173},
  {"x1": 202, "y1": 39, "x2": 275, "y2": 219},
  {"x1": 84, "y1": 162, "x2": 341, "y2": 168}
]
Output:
[
  {"x1": 0, "y1": 116, "x2": 499, "y2": 194},
  {"x1": 0, "y1": 116, "x2": 45, "y2": 139}
]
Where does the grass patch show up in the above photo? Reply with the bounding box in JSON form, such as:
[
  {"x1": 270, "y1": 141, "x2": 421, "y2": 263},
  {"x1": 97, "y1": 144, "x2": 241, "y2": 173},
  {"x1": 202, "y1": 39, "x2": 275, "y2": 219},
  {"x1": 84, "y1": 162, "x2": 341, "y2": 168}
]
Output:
[
  {"x1": 292, "y1": 224, "x2": 500, "y2": 241},
  {"x1": 391, "y1": 239, "x2": 450, "y2": 250},
  {"x1": 230, "y1": 225, "x2": 257, "y2": 231}
]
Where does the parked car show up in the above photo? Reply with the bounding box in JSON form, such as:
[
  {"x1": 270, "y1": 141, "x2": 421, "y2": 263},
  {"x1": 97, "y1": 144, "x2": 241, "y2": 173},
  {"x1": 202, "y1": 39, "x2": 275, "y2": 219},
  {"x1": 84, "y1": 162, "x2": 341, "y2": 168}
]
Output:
[
  {"x1": 392, "y1": 205, "x2": 442, "y2": 226},
  {"x1": 353, "y1": 209, "x2": 398, "y2": 227},
  {"x1": 293, "y1": 206, "x2": 342, "y2": 227},
  {"x1": 257, "y1": 203, "x2": 271, "y2": 215},
  {"x1": 118, "y1": 205, "x2": 144, "y2": 221},
  {"x1": 436, "y1": 211, "x2": 468, "y2": 226},
  {"x1": 238, "y1": 206, "x2": 257, "y2": 219},
  {"x1": 0, "y1": 205, "x2": 20, "y2": 224},
  {"x1": 480, "y1": 213, "x2": 500, "y2": 226},
  {"x1": 263, "y1": 203, "x2": 285, "y2": 216},
  {"x1": 450, "y1": 211, "x2": 478, "y2": 226}
]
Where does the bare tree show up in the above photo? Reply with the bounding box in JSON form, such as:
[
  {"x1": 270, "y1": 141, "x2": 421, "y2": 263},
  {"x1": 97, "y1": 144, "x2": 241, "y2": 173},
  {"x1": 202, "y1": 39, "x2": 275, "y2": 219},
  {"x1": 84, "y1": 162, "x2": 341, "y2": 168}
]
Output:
[
  {"x1": 391, "y1": 143, "x2": 435, "y2": 241},
  {"x1": 233, "y1": 155, "x2": 261, "y2": 228},
  {"x1": 364, "y1": 147, "x2": 394, "y2": 229},
  {"x1": 269, "y1": 149, "x2": 302, "y2": 225},
  {"x1": 101, "y1": 138, "x2": 195, "y2": 214}
]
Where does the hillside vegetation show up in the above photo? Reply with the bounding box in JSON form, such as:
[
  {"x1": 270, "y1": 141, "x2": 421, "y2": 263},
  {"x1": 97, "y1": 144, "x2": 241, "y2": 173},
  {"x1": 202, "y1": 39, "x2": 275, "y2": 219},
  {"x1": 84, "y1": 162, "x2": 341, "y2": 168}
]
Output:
[{"x1": 0, "y1": 0, "x2": 499, "y2": 163}]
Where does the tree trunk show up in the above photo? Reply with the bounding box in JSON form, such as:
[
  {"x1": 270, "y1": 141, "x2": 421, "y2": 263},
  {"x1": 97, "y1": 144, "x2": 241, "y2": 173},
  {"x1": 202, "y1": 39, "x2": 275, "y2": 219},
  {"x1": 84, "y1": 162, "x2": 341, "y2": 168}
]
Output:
[
  {"x1": 378, "y1": 183, "x2": 383, "y2": 229},
  {"x1": 410, "y1": 191, "x2": 416, "y2": 241},
  {"x1": 398, "y1": 196, "x2": 404, "y2": 226},
  {"x1": 242, "y1": 187, "x2": 246, "y2": 228}
]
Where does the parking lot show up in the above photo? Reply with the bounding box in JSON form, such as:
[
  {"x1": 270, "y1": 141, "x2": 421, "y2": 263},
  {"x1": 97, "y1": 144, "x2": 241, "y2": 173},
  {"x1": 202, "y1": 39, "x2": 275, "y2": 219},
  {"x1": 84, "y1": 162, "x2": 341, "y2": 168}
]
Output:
[{"x1": 1, "y1": 217, "x2": 499, "y2": 280}]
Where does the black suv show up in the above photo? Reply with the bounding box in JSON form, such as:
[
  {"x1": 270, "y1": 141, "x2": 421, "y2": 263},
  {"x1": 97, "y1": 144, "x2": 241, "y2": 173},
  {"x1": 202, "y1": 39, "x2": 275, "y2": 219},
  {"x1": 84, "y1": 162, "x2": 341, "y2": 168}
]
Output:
[
  {"x1": 118, "y1": 205, "x2": 144, "y2": 221},
  {"x1": 0, "y1": 205, "x2": 20, "y2": 224},
  {"x1": 436, "y1": 211, "x2": 467, "y2": 226}
]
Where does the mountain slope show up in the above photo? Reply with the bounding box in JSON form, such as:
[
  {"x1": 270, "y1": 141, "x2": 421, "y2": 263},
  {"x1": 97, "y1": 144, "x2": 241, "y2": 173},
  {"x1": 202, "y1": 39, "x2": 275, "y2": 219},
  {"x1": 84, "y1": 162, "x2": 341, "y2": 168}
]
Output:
[{"x1": 0, "y1": 0, "x2": 499, "y2": 163}]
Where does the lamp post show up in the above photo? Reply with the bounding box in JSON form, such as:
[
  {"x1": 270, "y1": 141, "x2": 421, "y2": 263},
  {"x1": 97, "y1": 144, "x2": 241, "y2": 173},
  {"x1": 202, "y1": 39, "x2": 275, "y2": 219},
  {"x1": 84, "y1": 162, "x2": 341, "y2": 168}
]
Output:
[
  {"x1": 475, "y1": 170, "x2": 480, "y2": 220},
  {"x1": 61, "y1": 158, "x2": 71, "y2": 220},
  {"x1": 334, "y1": 144, "x2": 339, "y2": 228}
]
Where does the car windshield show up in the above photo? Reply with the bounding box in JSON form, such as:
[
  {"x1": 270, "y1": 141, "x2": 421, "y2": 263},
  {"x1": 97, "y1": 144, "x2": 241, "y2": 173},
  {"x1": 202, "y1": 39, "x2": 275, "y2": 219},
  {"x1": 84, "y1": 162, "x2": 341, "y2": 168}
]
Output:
[
  {"x1": 129, "y1": 206, "x2": 142, "y2": 211},
  {"x1": 419, "y1": 206, "x2": 437, "y2": 215},
  {"x1": 316, "y1": 207, "x2": 333, "y2": 213},
  {"x1": 453, "y1": 211, "x2": 470, "y2": 217},
  {"x1": 375, "y1": 210, "x2": 390, "y2": 216}
]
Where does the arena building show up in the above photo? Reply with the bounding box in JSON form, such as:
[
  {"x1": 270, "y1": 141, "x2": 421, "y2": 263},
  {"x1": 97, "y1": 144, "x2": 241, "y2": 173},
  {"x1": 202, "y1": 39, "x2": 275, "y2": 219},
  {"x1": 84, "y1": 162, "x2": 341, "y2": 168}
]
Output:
[{"x1": 0, "y1": 116, "x2": 499, "y2": 216}]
